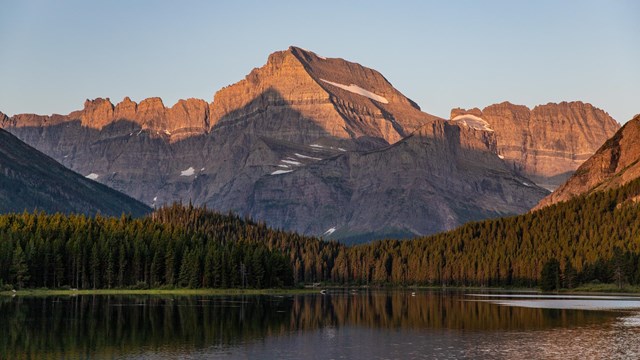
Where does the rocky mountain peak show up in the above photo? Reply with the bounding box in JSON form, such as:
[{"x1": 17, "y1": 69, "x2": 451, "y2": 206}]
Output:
[
  {"x1": 451, "y1": 107, "x2": 482, "y2": 119},
  {"x1": 135, "y1": 97, "x2": 166, "y2": 128},
  {"x1": 2, "y1": 95, "x2": 210, "y2": 141},
  {"x1": 167, "y1": 98, "x2": 210, "y2": 135},
  {"x1": 0, "y1": 111, "x2": 9, "y2": 127},
  {"x1": 77, "y1": 97, "x2": 115, "y2": 128},
  {"x1": 210, "y1": 46, "x2": 439, "y2": 145},
  {"x1": 5, "y1": 47, "x2": 438, "y2": 146},
  {"x1": 449, "y1": 101, "x2": 620, "y2": 190},
  {"x1": 114, "y1": 96, "x2": 138, "y2": 119},
  {"x1": 138, "y1": 97, "x2": 165, "y2": 111}
]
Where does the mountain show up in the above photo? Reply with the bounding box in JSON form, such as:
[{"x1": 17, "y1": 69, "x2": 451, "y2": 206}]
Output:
[
  {"x1": 535, "y1": 114, "x2": 640, "y2": 210},
  {"x1": 1, "y1": 46, "x2": 546, "y2": 241},
  {"x1": 0, "y1": 128, "x2": 150, "y2": 216},
  {"x1": 333, "y1": 173, "x2": 640, "y2": 287},
  {"x1": 450, "y1": 101, "x2": 620, "y2": 190},
  {"x1": 249, "y1": 120, "x2": 548, "y2": 242},
  {"x1": 210, "y1": 46, "x2": 440, "y2": 146}
]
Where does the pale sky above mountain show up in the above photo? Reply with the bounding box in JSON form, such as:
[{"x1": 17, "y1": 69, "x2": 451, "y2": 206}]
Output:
[{"x1": 1, "y1": 0, "x2": 638, "y2": 122}]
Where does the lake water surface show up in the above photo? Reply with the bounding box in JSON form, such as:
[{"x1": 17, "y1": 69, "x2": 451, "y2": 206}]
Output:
[{"x1": 2, "y1": 291, "x2": 640, "y2": 359}]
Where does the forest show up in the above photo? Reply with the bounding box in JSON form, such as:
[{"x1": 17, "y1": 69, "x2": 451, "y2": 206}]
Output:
[
  {"x1": 2, "y1": 177, "x2": 640, "y2": 290},
  {"x1": 0, "y1": 209, "x2": 293, "y2": 289}
]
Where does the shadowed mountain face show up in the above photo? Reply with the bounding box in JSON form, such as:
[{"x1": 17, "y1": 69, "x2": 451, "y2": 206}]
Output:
[
  {"x1": 0, "y1": 129, "x2": 150, "y2": 216},
  {"x1": 535, "y1": 114, "x2": 640, "y2": 210},
  {"x1": 250, "y1": 121, "x2": 548, "y2": 243},
  {"x1": 450, "y1": 102, "x2": 620, "y2": 191},
  {"x1": 0, "y1": 47, "x2": 548, "y2": 241}
]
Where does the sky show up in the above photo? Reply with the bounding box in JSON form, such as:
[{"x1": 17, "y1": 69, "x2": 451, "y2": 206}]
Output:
[{"x1": 1, "y1": 0, "x2": 638, "y2": 122}]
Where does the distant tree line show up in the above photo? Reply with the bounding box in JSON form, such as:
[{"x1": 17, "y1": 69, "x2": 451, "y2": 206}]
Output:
[
  {"x1": 153, "y1": 178, "x2": 640, "y2": 289},
  {"x1": 3, "y1": 178, "x2": 640, "y2": 290},
  {"x1": 0, "y1": 208, "x2": 293, "y2": 289}
]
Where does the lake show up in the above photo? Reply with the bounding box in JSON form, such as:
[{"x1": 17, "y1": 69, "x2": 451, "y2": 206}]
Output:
[{"x1": 2, "y1": 290, "x2": 640, "y2": 359}]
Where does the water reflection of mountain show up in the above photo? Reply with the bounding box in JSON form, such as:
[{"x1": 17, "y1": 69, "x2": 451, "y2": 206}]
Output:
[{"x1": 0, "y1": 292, "x2": 616, "y2": 358}]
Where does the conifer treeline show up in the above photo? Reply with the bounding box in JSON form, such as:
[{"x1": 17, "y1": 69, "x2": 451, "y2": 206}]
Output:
[
  {"x1": 152, "y1": 178, "x2": 640, "y2": 288},
  {"x1": 0, "y1": 211, "x2": 293, "y2": 289},
  {"x1": 2, "y1": 178, "x2": 640, "y2": 289}
]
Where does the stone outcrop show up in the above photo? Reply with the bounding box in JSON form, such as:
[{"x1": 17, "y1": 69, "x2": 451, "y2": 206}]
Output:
[
  {"x1": 0, "y1": 111, "x2": 9, "y2": 127},
  {"x1": 451, "y1": 101, "x2": 620, "y2": 190},
  {"x1": 535, "y1": 114, "x2": 640, "y2": 210}
]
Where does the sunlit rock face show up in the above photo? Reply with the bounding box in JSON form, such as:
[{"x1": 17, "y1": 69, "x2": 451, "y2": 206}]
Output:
[
  {"x1": 535, "y1": 114, "x2": 640, "y2": 210},
  {"x1": 451, "y1": 101, "x2": 620, "y2": 190}
]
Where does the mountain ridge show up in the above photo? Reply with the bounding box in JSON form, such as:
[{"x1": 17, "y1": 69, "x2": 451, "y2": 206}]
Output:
[
  {"x1": 450, "y1": 101, "x2": 620, "y2": 190},
  {"x1": 534, "y1": 114, "x2": 640, "y2": 210},
  {"x1": 0, "y1": 128, "x2": 150, "y2": 216}
]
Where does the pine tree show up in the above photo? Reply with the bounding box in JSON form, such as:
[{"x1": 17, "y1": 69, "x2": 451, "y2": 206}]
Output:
[
  {"x1": 562, "y1": 258, "x2": 577, "y2": 289},
  {"x1": 540, "y1": 258, "x2": 560, "y2": 291},
  {"x1": 11, "y1": 244, "x2": 29, "y2": 289}
]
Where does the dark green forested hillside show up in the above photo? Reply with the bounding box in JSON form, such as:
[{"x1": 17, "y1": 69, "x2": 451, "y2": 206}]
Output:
[{"x1": 2, "y1": 178, "x2": 640, "y2": 290}]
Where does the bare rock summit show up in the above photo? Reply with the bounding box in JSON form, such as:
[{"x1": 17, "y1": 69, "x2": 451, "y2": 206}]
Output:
[{"x1": 450, "y1": 101, "x2": 620, "y2": 190}]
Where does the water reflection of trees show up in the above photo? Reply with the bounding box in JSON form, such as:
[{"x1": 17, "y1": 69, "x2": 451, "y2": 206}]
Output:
[
  {"x1": 0, "y1": 292, "x2": 613, "y2": 358},
  {"x1": 288, "y1": 291, "x2": 611, "y2": 331}
]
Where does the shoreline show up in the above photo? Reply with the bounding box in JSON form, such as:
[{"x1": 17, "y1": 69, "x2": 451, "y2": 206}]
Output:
[
  {"x1": 0, "y1": 288, "x2": 318, "y2": 297},
  {"x1": 2, "y1": 283, "x2": 640, "y2": 297}
]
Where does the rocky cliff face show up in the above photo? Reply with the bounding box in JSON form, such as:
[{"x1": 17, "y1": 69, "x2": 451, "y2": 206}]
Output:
[
  {"x1": 249, "y1": 120, "x2": 548, "y2": 242},
  {"x1": 535, "y1": 114, "x2": 640, "y2": 210},
  {"x1": 450, "y1": 101, "x2": 620, "y2": 190},
  {"x1": 7, "y1": 47, "x2": 436, "y2": 147},
  {"x1": 0, "y1": 129, "x2": 150, "y2": 216},
  {"x1": 209, "y1": 46, "x2": 439, "y2": 147},
  {"x1": 1, "y1": 47, "x2": 547, "y2": 241}
]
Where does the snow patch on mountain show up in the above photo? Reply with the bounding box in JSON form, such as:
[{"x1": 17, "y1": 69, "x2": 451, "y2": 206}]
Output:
[
  {"x1": 451, "y1": 114, "x2": 494, "y2": 132},
  {"x1": 295, "y1": 153, "x2": 322, "y2": 161},
  {"x1": 323, "y1": 227, "x2": 336, "y2": 236},
  {"x1": 180, "y1": 167, "x2": 195, "y2": 176},
  {"x1": 320, "y1": 79, "x2": 389, "y2": 104},
  {"x1": 281, "y1": 159, "x2": 302, "y2": 166},
  {"x1": 271, "y1": 170, "x2": 294, "y2": 175}
]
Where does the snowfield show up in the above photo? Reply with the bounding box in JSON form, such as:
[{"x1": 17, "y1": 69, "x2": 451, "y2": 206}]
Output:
[
  {"x1": 295, "y1": 153, "x2": 322, "y2": 160},
  {"x1": 323, "y1": 227, "x2": 336, "y2": 236},
  {"x1": 281, "y1": 159, "x2": 302, "y2": 166},
  {"x1": 271, "y1": 170, "x2": 294, "y2": 175},
  {"x1": 180, "y1": 167, "x2": 195, "y2": 176},
  {"x1": 451, "y1": 114, "x2": 494, "y2": 132},
  {"x1": 320, "y1": 79, "x2": 389, "y2": 104}
]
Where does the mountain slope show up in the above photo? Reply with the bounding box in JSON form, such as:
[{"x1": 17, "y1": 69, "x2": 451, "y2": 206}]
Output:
[
  {"x1": 210, "y1": 46, "x2": 439, "y2": 145},
  {"x1": 249, "y1": 120, "x2": 548, "y2": 242},
  {"x1": 334, "y1": 174, "x2": 640, "y2": 286},
  {"x1": 0, "y1": 129, "x2": 150, "y2": 216},
  {"x1": 451, "y1": 102, "x2": 620, "y2": 190},
  {"x1": 535, "y1": 114, "x2": 640, "y2": 209}
]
